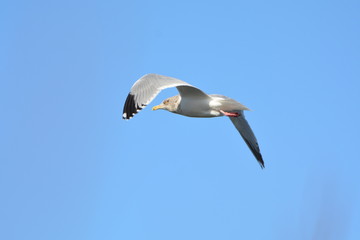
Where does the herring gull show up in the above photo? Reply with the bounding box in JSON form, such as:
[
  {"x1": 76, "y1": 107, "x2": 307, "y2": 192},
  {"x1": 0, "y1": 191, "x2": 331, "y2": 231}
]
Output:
[{"x1": 123, "y1": 74, "x2": 264, "y2": 168}]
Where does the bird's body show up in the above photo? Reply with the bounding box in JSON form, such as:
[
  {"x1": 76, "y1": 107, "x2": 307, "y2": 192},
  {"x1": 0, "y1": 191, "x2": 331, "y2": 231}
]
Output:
[
  {"x1": 178, "y1": 95, "x2": 218, "y2": 117},
  {"x1": 160, "y1": 94, "x2": 248, "y2": 118},
  {"x1": 123, "y1": 74, "x2": 264, "y2": 168}
]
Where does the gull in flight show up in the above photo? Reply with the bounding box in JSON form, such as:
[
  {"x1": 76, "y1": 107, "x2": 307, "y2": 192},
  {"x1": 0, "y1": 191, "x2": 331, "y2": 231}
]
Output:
[{"x1": 123, "y1": 74, "x2": 264, "y2": 168}]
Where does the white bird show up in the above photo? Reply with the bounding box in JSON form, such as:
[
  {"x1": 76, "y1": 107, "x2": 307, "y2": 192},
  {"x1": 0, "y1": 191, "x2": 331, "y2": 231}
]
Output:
[{"x1": 123, "y1": 74, "x2": 264, "y2": 168}]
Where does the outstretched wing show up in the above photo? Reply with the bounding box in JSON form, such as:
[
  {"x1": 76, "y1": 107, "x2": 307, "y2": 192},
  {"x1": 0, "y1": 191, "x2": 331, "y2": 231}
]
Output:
[
  {"x1": 123, "y1": 74, "x2": 208, "y2": 119},
  {"x1": 229, "y1": 111, "x2": 264, "y2": 168}
]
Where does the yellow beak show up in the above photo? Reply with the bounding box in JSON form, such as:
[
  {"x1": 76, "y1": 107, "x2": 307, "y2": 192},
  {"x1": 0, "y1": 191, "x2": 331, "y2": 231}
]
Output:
[{"x1": 152, "y1": 105, "x2": 163, "y2": 111}]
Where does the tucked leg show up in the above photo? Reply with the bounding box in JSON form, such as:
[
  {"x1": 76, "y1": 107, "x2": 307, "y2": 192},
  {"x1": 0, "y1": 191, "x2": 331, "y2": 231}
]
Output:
[{"x1": 220, "y1": 110, "x2": 240, "y2": 117}]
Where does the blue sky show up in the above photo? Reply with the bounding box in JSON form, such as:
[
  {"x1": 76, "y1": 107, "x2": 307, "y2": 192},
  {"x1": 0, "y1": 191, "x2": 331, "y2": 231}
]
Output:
[{"x1": 1, "y1": 0, "x2": 360, "y2": 239}]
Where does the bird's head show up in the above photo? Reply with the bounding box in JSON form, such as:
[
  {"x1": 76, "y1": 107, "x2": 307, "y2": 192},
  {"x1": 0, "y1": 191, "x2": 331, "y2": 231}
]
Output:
[{"x1": 152, "y1": 95, "x2": 180, "y2": 113}]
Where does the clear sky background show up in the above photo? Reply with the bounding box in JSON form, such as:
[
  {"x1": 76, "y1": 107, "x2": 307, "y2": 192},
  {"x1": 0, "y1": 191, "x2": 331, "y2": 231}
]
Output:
[{"x1": 1, "y1": 0, "x2": 360, "y2": 239}]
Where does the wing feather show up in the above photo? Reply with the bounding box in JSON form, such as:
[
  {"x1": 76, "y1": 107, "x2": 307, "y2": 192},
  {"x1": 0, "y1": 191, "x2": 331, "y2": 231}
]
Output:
[
  {"x1": 229, "y1": 111, "x2": 264, "y2": 168},
  {"x1": 122, "y1": 74, "x2": 208, "y2": 119}
]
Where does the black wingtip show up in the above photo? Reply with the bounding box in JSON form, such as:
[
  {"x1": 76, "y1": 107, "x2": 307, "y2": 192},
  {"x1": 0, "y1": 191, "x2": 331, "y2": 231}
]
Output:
[
  {"x1": 242, "y1": 138, "x2": 265, "y2": 169},
  {"x1": 253, "y1": 149, "x2": 265, "y2": 169},
  {"x1": 122, "y1": 93, "x2": 136, "y2": 120},
  {"x1": 122, "y1": 93, "x2": 146, "y2": 120},
  {"x1": 258, "y1": 155, "x2": 265, "y2": 169}
]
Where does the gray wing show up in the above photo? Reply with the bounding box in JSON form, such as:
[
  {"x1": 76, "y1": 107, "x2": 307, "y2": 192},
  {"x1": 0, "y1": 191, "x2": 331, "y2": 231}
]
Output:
[
  {"x1": 210, "y1": 94, "x2": 251, "y2": 111},
  {"x1": 229, "y1": 111, "x2": 264, "y2": 168},
  {"x1": 123, "y1": 74, "x2": 209, "y2": 119}
]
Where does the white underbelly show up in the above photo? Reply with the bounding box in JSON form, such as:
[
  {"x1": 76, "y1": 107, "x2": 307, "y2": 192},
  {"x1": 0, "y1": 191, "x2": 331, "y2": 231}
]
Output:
[{"x1": 179, "y1": 99, "x2": 221, "y2": 118}]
